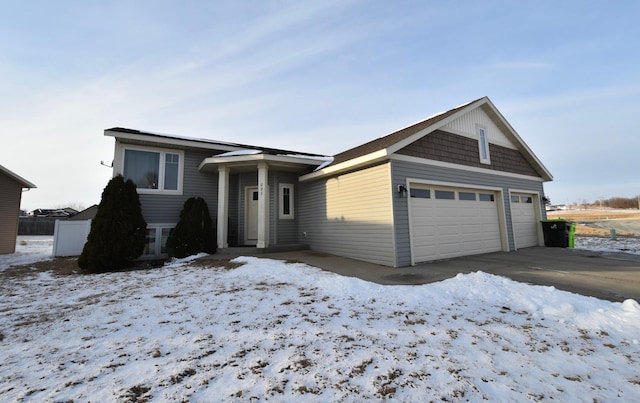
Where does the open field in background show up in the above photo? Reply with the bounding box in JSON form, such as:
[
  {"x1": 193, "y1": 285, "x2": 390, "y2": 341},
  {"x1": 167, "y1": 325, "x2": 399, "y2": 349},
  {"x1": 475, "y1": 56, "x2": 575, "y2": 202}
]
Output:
[
  {"x1": 547, "y1": 209, "x2": 640, "y2": 237},
  {"x1": 547, "y1": 209, "x2": 640, "y2": 220}
]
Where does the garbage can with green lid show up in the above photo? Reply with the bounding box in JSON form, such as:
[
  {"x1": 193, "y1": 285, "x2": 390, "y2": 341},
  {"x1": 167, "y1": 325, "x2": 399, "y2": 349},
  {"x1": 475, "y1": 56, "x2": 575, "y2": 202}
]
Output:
[
  {"x1": 541, "y1": 219, "x2": 574, "y2": 248},
  {"x1": 568, "y1": 222, "x2": 576, "y2": 248}
]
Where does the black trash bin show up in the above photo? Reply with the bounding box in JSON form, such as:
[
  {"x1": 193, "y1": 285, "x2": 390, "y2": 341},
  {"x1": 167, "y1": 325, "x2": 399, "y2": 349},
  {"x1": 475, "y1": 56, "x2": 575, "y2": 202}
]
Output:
[{"x1": 541, "y1": 219, "x2": 573, "y2": 247}]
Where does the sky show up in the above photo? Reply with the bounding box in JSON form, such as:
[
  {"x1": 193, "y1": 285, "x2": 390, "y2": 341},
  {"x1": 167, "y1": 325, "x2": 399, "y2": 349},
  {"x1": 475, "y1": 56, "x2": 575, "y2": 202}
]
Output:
[{"x1": 1, "y1": 1, "x2": 639, "y2": 211}]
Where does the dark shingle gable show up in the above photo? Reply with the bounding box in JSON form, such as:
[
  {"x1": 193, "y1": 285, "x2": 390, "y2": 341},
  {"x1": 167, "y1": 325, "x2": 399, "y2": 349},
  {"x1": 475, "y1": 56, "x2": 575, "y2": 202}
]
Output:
[{"x1": 330, "y1": 99, "x2": 481, "y2": 166}]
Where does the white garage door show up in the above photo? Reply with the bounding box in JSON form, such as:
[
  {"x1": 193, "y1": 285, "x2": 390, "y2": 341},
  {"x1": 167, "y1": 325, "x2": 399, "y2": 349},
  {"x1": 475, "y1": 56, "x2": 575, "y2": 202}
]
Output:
[
  {"x1": 409, "y1": 184, "x2": 502, "y2": 263},
  {"x1": 511, "y1": 193, "x2": 539, "y2": 249}
]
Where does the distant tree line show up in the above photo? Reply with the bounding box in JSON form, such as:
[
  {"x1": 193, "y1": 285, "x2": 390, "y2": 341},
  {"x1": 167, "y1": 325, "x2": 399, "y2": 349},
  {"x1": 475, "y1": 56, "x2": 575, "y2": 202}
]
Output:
[{"x1": 593, "y1": 196, "x2": 640, "y2": 209}]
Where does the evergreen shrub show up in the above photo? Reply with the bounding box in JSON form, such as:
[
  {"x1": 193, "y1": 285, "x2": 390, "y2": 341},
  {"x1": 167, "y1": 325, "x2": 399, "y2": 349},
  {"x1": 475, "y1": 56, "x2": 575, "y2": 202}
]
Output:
[
  {"x1": 78, "y1": 175, "x2": 147, "y2": 272},
  {"x1": 168, "y1": 197, "x2": 215, "y2": 258}
]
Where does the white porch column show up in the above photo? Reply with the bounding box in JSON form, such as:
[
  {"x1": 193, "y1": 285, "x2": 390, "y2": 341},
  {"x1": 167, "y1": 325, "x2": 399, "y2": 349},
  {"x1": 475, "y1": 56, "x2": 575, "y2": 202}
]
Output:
[
  {"x1": 217, "y1": 166, "x2": 229, "y2": 249},
  {"x1": 257, "y1": 162, "x2": 269, "y2": 248}
]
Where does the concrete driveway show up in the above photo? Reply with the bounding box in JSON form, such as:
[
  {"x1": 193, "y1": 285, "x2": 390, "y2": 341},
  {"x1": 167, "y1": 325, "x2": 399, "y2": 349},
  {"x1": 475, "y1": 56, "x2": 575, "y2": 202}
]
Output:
[{"x1": 263, "y1": 247, "x2": 640, "y2": 303}]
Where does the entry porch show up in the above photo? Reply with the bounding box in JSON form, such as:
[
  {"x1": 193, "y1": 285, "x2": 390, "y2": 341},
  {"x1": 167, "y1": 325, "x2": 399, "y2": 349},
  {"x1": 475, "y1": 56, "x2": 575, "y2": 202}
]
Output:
[{"x1": 198, "y1": 152, "x2": 326, "y2": 250}]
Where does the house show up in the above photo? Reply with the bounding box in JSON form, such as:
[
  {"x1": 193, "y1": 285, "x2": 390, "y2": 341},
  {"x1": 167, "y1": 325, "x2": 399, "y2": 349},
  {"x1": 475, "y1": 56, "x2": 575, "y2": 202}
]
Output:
[
  {"x1": 69, "y1": 205, "x2": 99, "y2": 221},
  {"x1": 106, "y1": 96, "x2": 552, "y2": 266},
  {"x1": 28, "y1": 208, "x2": 79, "y2": 218},
  {"x1": 0, "y1": 164, "x2": 36, "y2": 254}
]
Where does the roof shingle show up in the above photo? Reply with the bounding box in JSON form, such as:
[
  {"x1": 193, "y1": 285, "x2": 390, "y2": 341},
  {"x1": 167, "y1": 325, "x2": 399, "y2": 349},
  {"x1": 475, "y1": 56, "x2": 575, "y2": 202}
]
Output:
[{"x1": 330, "y1": 99, "x2": 481, "y2": 166}]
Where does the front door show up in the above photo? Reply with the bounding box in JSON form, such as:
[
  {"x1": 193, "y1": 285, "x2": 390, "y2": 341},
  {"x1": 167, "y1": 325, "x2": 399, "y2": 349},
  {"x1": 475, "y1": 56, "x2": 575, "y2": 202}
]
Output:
[{"x1": 245, "y1": 187, "x2": 259, "y2": 245}]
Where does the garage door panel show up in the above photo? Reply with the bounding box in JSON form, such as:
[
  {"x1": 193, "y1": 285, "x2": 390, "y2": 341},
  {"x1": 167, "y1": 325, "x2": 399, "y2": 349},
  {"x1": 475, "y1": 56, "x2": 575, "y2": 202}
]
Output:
[
  {"x1": 459, "y1": 209, "x2": 478, "y2": 218},
  {"x1": 466, "y1": 241, "x2": 487, "y2": 251},
  {"x1": 414, "y1": 245, "x2": 437, "y2": 257},
  {"x1": 438, "y1": 244, "x2": 461, "y2": 256},
  {"x1": 410, "y1": 184, "x2": 502, "y2": 263},
  {"x1": 413, "y1": 236, "x2": 437, "y2": 247},
  {"x1": 439, "y1": 225, "x2": 461, "y2": 236}
]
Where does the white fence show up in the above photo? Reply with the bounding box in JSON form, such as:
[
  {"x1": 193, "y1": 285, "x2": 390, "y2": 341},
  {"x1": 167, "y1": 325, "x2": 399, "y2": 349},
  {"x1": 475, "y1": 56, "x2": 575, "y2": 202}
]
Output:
[{"x1": 52, "y1": 220, "x2": 91, "y2": 257}]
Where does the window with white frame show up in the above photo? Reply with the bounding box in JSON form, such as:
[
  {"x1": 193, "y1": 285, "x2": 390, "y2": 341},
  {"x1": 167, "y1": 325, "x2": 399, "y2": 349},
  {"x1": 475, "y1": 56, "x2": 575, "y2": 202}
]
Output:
[
  {"x1": 143, "y1": 225, "x2": 175, "y2": 256},
  {"x1": 279, "y1": 183, "x2": 294, "y2": 219},
  {"x1": 122, "y1": 147, "x2": 183, "y2": 194},
  {"x1": 477, "y1": 126, "x2": 491, "y2": 164}
]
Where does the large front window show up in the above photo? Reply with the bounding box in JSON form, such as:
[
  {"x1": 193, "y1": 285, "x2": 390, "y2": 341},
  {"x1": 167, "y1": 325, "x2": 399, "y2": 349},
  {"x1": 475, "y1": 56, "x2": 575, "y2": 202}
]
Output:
[{"x1": 123, "y1": 147, "x2": 183, "y2": 193}]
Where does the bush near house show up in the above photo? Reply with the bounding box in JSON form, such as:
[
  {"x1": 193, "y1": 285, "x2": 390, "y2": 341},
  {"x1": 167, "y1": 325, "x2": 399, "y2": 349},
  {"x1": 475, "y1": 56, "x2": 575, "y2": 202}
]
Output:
[
  {"x1": 168, "y1": 197, "x2": 215, "y2": 258},
  {"x1": 78, "y1": 175, "x2": 147, "y2": 273}
]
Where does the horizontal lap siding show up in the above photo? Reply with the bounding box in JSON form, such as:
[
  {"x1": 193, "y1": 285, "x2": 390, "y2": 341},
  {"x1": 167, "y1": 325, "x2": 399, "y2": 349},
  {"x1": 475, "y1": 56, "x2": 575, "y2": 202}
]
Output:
[
  {"x1": 0, "y1": 174, "x2": 22, "y2": 254},
  {"x1": 391, "y1": 159, "x2": 544, "y2": 267},
  {"x1": 227, "y1": 175, "x2": 240, "y2": 246},
  {"x1": 139, "y1": 149, "x2": 217, "y2": 225},
  {"x1": 299, "y1": 163, "x2": 395, "y2": 266},
  {"x1": 272, "y1": 171, "x2": 299, "y2": 245},
  {"x1": 237, "y1": 171, "x2": 300, "y2": 246}
]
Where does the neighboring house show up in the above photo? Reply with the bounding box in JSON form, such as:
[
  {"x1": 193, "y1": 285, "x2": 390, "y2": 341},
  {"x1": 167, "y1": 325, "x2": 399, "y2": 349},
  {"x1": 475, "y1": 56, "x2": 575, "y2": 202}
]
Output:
[
  {"x1": 0, "y1": 164, "x2": 36, "y2": 254},
  {"x1": 69, "y1": 205, "x2": 98, "y2": 221},
  {"x1": 28, "y1": 208, "x2": 78, "y2": 217},
  {"x1": 106, "y1": 96, "x2": 552, "y2": 266}
]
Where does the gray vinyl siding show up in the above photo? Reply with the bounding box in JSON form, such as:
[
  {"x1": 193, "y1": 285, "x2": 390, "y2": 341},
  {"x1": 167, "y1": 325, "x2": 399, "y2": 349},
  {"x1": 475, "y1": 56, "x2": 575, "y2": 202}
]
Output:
[
  {"x1": 0, "y1": 173, "x2": 22, "y2": 254},
  {"x1": 271, "y1": 171, "x2": 299, "y2": 245},
  {"x1": 236, "y1": 170, "x2": 298, "y2": 246},
  {"x1": 392, "y1": 159, "x2": 545, "y2": 267},
  {"x1": 138, "y1": 149, "x2": 218, "y2": 225},
  {"x1": 227, "y1": 175, "x2": 240, "y2": 246},
  {"x1": 298, "y1": 163, "x2": 395, "y2": 266}
]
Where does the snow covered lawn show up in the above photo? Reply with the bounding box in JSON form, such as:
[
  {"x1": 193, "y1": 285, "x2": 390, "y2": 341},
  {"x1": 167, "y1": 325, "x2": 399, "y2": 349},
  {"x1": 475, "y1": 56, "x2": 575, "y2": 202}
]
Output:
[
  {"x1": 0, "y1": 236, "x2": 53, "y2": 271},
  {"x1": 0, "y1": 238, "x2": 639, "y2": 401}
]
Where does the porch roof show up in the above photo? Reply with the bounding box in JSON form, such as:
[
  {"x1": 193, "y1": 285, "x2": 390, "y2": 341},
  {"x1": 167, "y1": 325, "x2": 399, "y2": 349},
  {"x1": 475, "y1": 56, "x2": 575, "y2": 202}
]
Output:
[{"x1": 198, "y1": 152, "x2": 331, "y2": 173}]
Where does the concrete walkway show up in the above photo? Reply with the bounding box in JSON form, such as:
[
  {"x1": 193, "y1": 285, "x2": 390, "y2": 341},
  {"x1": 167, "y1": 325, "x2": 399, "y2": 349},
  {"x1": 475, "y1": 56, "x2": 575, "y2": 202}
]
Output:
[{"x1": 207, "y1": 247, "x2": 640, "y2": 303}]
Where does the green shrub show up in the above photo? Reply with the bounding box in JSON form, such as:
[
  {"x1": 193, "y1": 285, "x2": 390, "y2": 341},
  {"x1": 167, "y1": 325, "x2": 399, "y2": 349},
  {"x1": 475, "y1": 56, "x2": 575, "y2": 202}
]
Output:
[
  {"x1": 78, "y1": 175, "x2": 147, "y2": 272},
  {"x1": 168, "y1": 197, "x2": 215, "y2": 258}
]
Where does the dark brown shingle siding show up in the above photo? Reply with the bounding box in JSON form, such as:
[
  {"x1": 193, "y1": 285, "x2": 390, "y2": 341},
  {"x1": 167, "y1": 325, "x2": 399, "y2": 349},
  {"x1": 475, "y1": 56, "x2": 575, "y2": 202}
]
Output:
[
  {"x1": 398, "y1": 130, "x2": 539, "y2": 177},
  {"x1": 330, "y1": 100, "x2": 481, "y2": 166}
]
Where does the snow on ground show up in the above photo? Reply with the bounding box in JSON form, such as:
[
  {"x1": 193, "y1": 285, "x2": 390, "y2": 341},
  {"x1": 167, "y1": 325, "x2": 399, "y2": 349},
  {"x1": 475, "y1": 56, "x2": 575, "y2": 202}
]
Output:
[
  {"x1": 0, "y1": 238, "x2": 639, "y2": 401},
  {"x1": 0, "y1": 236, "x2": 53, "y2": 270},
  {"x1": 575, "y1": 236, "x2": 640, "y2": 254}
]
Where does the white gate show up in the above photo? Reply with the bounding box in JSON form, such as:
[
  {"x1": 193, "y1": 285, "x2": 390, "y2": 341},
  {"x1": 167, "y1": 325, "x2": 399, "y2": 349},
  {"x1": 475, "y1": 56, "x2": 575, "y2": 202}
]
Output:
[{"x1": 52, "y1": 220, "x2": 91, "y2": 257}]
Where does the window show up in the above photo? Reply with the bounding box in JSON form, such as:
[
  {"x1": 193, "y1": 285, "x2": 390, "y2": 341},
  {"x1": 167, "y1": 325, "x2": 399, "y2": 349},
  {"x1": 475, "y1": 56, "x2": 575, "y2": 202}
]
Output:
[
  {"x1": 164, "y1": 153, "x2": 179, "y2": 190},
  {"x1": 143, "y1": 225, "x2": 175, "y2": 256},
  {"x1": 279, "y1": 183, "x2": 294, "y2": 219},
  {"x1": 435, "y1": 190, "x2": 455, "y2": 200},
  {"x1": 123, "y1": 147, "x2": 183, "y2": 194},
  {"x1": 459, "y1": 192, "x2": 476, "y2": 201},
  {"x1": 511, "y1": 194, "x2": 533, "y2": 204},
  {"x1": 410, "y1": 188, "x2": 431, "y2": 199},
  {"x1": 477, "y1": 126, "x2": 491, "y2": 164},
  {"x1": 479, "y1": 193, "x2": 495, "y2": 202},
  {"x1": 160, "y1": 228, "x2": 174, "y2": 254},
  {"x1": 143, "y1": 228, "x2": 157, "y2": 255}
]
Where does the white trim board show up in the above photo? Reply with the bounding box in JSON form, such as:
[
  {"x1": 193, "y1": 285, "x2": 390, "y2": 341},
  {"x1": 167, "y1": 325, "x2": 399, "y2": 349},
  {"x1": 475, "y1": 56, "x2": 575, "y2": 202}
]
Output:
[{"x1": 392, "y1": 154, "x2": 546, "y2": 182}]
